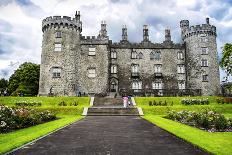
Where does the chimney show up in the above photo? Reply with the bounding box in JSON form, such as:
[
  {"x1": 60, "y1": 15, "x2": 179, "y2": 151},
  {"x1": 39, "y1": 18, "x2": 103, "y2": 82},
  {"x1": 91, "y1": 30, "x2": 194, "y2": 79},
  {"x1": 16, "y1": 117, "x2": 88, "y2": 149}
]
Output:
[
  {"x1": 122, "y1": 25, "x2": 128, "y2": 41},
  {"x1": 206, "y1": 17, "x2": 210, "y2": 24},
  {"x1": 143, "y1": 25, "x2": 149, "y2": 41},
  {"x1": 165, "y1": 29, "x2": 171, "y2": 41}
]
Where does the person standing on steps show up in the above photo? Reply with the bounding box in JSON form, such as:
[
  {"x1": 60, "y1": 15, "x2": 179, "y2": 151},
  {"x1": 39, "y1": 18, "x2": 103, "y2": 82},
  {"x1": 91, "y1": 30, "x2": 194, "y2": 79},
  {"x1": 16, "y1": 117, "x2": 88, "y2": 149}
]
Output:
[
  {"x1": 123, "y1": 95, "x2": 128, "y2": 108},
  {"x1": 128, "y1": 95, "x2": 132, "y2": 107}
]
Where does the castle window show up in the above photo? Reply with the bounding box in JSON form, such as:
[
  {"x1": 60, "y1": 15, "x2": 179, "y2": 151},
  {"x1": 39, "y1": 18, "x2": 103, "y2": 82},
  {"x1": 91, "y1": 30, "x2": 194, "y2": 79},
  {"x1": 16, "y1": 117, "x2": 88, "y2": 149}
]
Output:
[
  {"x1": 55, "y1": 31, "x2": 62, "y2": 38},
  {"x1": 177, "y1": 51, "x2": 184, "y2": 60},
  {"x1": 177, "y1": 65, "x2": 185, "y2": 73},
  {"x1": 131, "y1": 50, "x2": 137, "y2": 59},
  {"x1": 201, "y1": 47, "x2": 208, "y2": 55},
  {"x1": 111, "y1": 50, "x2": 117, "y2": 59},
  {"x1": 201, "y1": 36, "x2": 207, "y2": 42},
  {"x1": 178, "y1": 81, "x2": 185, "y2": 89},
  {"x1": 152, "y1": 81, "x2": 163, "y2": 89},
  {"x1": 111, "y1": 65, "x2": 117, "y2": 74},
  {"x1": 201, "y1": 59, "x2": 208, "y2": 67},
  {"x1": 54, "y1": 43, "x2": 62, "y2": 52},
  {"x1": 88, "y1": 68, "x2": 96, "y2": 78},
  {"x1": 138, "y1": 52, "x2": 144, "y2": 59},
  {"x1": 131, "y1": 64, "x2": 139, "y2": 73},
  {"x1": 52, "y1": 67, "x2": 61, "y2": 78},
  {"x1": 150, "y1": 52, "x2": 155, "y2": 60},
  {"x1": 202, "y1": 75, "x2": 208, "y2": 82},
  {"x1": 154, "y1": 64, "x2": 162, "y2": 73},
  {"x1": 154, "y1": 51, "x2": 161, "y2": 60},
  {"x1": 89, "y1": 47, "x2": 96, "y2": 56},
  {"x1": 132, "y1": 81, "x2": 142, "y2": 90}
]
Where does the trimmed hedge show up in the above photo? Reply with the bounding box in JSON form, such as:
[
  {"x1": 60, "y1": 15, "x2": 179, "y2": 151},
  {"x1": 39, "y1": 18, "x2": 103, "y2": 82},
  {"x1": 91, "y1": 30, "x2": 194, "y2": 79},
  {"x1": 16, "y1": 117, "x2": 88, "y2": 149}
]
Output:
[{"x1": 181, "y1": 98, "x2": 209, "y2": 105}]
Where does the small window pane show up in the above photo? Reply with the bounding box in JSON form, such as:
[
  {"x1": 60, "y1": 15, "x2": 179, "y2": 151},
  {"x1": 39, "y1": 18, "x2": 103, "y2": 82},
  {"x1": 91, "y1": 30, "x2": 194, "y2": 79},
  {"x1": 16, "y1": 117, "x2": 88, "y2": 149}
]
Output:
[
  {"x1": 88, "y1": 69, "x2": 96, "y2": 77},
  {"x1": 56, "y1": 32, "x2": 62, "y2": 38},
  {"x1": 89, "y1": 48, "x2": 96, "y2": 56},
  {"x1": 54, "y1": 43, "x2": 62, "y2": 52},
  {"x1": 52, "y1": 68, "x2": 61, "y2": 78}
]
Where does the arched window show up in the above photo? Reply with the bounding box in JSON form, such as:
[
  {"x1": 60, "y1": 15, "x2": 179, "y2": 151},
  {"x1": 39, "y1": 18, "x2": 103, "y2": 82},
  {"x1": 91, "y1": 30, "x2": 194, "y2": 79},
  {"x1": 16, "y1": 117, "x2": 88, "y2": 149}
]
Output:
[
  {"x1": 177, "y1": 51, "x2": 183, "y2": 60},
  {"x1": 132, "y1": 81, "x2": 142, "y2": 90},
  {"x1": 150, "y1": 52, "x2": 155, "y2": 60},
  {"x1": 138, "y1": 52, "x2": 144, "y2": 59},
  {"x1": 111, "y1": 65, "x2": 117, "y2": 73},
  {"x1": 131, "y1": 50, "x2": 137, "y2": 59},
  {"x1": 111, "y1": 50, "x2": 117, "y2": 59},
  {"x1": 154, "y1": 51, "x2": 161, "y2": 60},
  {"x1": 131, "y1": 64, "x2": 139, "y2": 73}
]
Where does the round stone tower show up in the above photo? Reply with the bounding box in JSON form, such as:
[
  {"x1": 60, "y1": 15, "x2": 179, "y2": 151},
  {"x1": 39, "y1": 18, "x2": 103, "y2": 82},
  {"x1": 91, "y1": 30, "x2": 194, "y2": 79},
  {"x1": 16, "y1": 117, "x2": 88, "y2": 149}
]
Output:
[
  {"x1": 39, "y1": 11, "x2": 82, "y2": 96},
  {"x1": 180, "y1": 18, "x2": 220, "y2": 95}
]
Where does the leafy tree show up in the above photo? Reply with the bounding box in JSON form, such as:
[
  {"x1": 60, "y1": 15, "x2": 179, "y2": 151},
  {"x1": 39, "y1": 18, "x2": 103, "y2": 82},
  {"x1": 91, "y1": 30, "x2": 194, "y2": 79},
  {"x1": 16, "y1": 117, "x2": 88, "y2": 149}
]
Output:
[
  {"x1": 220, "y1": 43, "x2": 232, "y2": 80},
  {"x1": 8, "y1": 62, "x2": 40, "y2": 96},
  {"x1": 0, "y1": 78, "x2": 8, "y2": 94}
]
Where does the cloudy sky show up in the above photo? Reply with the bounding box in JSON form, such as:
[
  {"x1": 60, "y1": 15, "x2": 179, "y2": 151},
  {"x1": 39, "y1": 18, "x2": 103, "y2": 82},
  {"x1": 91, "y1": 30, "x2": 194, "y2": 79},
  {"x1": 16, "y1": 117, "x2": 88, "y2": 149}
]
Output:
[{"x1": 0, "y1": 0, "x2": 232, "y2": 81}]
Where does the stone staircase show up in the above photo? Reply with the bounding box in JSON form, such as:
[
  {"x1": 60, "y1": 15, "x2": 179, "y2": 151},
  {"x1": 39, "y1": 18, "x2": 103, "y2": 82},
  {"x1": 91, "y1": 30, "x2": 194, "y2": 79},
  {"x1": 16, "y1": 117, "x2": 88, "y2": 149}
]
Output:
[{"x1": 85, "y1": 97, "x2": 141, "y2": 116}]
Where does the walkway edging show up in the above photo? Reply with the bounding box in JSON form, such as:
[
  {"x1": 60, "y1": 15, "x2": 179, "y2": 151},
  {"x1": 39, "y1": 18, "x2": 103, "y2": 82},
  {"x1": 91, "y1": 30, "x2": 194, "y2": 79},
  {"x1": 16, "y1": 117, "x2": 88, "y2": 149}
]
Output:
[
  {"x1": 90, "y1": 97, "x2": 94, "y2": 106},
  {"x1": 137, "y1": 107, "x2": 144, "y2": 116},
  {"x1": 82, "y1": 107, "x2": 88, "y2": 116},
  {"x1": 131, "y1": 97, "x2": 136, "y2": 106}
]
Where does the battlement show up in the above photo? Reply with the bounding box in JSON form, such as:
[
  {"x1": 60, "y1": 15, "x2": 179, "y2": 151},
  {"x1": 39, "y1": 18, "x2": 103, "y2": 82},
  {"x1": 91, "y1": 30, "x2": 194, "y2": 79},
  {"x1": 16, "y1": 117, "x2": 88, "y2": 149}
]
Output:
[
  {"x1": 42, "y1": 15, "x2": 82, "y2": 32},
  {"x1": 80, "y1": 35, "x2": 109, "y2": 44},
  {"x1": 180, "y1": 18, "x2": 216, "y2": 39}
]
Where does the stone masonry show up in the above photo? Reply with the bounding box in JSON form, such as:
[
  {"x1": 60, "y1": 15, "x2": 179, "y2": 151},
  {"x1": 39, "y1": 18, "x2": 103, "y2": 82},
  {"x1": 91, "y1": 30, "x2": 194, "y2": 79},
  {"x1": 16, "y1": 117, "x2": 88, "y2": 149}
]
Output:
[{"x1": 38, "y1": 11, "x2": 220, "y2": 96}]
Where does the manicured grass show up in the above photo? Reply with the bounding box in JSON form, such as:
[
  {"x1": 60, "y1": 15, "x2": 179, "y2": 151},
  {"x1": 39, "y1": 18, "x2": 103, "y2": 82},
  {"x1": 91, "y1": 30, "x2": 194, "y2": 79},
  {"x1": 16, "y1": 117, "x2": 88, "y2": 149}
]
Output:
[
  {"x1": 143, "y1": 115, "x2": 232, "y2": 155},
  {"x1": 135, "y1": 96, "x2": 232, "y2": 116},
  {"x1": 0, "y1": 96, "x2": 90, "y2": 154},
  {"x1": 136, "y1": 96, "x2": 232, "y2": 154},
  {"x1": 0, "y1": 115, "x2": 83, "y2": 154}
]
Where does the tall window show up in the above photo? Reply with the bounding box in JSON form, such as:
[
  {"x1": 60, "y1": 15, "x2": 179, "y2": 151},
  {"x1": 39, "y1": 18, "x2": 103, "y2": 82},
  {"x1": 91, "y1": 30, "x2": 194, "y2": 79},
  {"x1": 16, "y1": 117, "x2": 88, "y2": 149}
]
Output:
[
  {"x1": 150, "y1": 52, "x2": 155, "y2": 60},
  {"x1": 202, "y1": 75, "x2": 208, "y2": 81},
  {"x1": 132, "y1": 81, "x2": 142, "y2": 90},
  {"x1": 54, "y1": 43, "x2": 62, "y2": 52},
  {"x1": 111, "y1": 50, "x2": 117, "y2": 59},
  {"x1": 201, "y1": 36, "x2": 207, "y2": 42},
  {"x1": 154, "y1": 51, "x2": 161, "y2": 60},
  {"x1": 131, "y1": 50, "x2": 137, "y2": 59},
  {"x1": 152, "y1": 81, "x2": 163, "y2": 89},
  {"x1": 88, "y1": 68, "x2": 96, "y2": 78},
  {"x1": 201, "y1": 59, "x2": 208, "y2": 67},
  {"x1": 201, "y1": 47, "x2": 208, "y2": 55},
  {"x1": 131, "y1": 64, "x2": 139, "y2": 73},
  {"x1": 52, "y1": 67, "x2": 61, "y2": 78},
  {"x1": 154, "y1": 64, "x2": 162, "y2": 73},
  {"x1": 55, "y1": 31, "x2": 62, "y2": 38},
  {"x1": 178, "y1": 81, "x2": 185, "y2": 89},
  {"x1": 111, "y1": 65, "x2": 117, "y2": 73},
  {"x1": 177, "y1": 65, "x2": 185, "y2": 73},
  {"x1": 138, "y1": 52, "x2": 144, "y2": 59},
  {"x1": 89, "y1": 47, "x2": 96, "y2": 56},
  {"x1": 177, "y1": 51, "x2": 184, "y2": 60}
]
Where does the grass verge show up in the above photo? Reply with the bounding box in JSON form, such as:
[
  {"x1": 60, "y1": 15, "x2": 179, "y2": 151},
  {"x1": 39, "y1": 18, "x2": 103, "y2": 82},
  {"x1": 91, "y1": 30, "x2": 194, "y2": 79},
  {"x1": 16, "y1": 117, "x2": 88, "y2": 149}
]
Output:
[
  {"x1": 0, "y1": 115, "x2": 83, "y2": 154},
  {"x1": 143, "y1": 115, "x2": 232, "y2": 155}
]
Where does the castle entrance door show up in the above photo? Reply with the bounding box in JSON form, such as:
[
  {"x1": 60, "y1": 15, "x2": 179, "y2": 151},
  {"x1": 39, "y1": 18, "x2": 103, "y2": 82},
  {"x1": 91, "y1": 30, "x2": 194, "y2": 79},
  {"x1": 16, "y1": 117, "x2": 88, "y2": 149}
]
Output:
[{"x1": 110, "y1": 79, "x2": 118, "y2": 92}]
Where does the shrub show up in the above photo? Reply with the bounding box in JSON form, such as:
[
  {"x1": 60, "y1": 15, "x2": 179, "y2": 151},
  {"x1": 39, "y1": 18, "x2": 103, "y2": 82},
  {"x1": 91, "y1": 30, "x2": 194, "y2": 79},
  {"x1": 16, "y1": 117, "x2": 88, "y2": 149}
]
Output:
[
  {"x1": 181, "y1": 98, "x2": 209, "y2": 105},
  {"x1": 15, "y1": 101, "x2": 42, "y2": 107},
  {"x1": 70, "y1": 101, "x2": 78, "y2": 106},
  {"x1": 58, "y1": 101, "x2": 67, "y2": 106},
  {"x1": 149, "y1": 101, "x2": 152, "y2": 106},
  {"x1": 224, "y1": 97, "x2": 232, "y2": 104},
  {"x1": 0, "y1": 105, "x2": 56, "y2": 133},
  {"x1": 165, "y1": 109, "x2": 232, "y2": 132}
]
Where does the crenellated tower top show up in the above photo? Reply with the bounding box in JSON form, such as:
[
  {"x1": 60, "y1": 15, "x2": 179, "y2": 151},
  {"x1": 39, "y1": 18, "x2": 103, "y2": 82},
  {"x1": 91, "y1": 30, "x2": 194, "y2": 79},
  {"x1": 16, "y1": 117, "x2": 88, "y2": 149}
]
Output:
[
  {"x1": 180, "y1": 18, "x2": 216, "y2": 40},
  {"x1": 42, "y1": 11, "x2": 82, "y2": 33}
]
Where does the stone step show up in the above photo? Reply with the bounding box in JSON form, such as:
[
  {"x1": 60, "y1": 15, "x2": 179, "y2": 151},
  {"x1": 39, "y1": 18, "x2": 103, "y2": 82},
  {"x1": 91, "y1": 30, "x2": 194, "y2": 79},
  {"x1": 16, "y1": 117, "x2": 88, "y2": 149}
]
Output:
[
  {"x1": 93, "y1": 97, "x2": 124, "y2": 107},
  {"x1": 86, "y1": 107, "x2": 140, "y2": 116}
]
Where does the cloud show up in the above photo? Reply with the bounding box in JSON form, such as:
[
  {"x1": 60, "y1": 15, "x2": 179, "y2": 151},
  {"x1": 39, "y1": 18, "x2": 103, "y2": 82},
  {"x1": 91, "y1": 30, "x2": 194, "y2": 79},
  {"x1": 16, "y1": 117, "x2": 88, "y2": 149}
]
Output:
[{"x1": 0, "y1": 0, "x2": 232, "y2": 82}]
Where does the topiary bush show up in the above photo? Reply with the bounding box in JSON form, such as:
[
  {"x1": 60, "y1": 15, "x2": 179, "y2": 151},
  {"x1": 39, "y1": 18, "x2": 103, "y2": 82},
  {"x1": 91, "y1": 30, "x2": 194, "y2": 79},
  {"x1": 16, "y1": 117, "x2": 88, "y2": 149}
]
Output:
[{"x1": 181, "y1": 98, "x2": 209, "y2": 105}]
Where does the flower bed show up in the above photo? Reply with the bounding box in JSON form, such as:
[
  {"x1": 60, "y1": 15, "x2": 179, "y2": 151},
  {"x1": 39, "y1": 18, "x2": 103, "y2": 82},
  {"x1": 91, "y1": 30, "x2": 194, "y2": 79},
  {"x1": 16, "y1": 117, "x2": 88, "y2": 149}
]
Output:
[
  {"x1": 181, "y1": 98, "x2": 209, "y2": 105},
  {"x1": 0, "y1": 105, "x2": 56, "y2": 133},
  {"x1": 165, "y1": 110, "x2": 232, "y2": 132},
  {"x1": 216, "y1": 97, "x2": 232, "y2": 104}
]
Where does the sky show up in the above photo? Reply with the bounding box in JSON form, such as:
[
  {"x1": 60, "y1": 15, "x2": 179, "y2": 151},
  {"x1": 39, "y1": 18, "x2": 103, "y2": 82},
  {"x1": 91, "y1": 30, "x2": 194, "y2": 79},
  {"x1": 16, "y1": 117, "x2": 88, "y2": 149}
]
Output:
[{"x1": 0, "y1": 0, "x2": 232, "y2": 82}]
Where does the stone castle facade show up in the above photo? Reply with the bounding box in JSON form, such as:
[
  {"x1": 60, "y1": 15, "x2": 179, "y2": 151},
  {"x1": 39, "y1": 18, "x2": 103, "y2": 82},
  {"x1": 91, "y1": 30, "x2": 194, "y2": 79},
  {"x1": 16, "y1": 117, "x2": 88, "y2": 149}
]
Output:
[{"x1": 38, "y1": 11, "x2": 220, "y2": 96}]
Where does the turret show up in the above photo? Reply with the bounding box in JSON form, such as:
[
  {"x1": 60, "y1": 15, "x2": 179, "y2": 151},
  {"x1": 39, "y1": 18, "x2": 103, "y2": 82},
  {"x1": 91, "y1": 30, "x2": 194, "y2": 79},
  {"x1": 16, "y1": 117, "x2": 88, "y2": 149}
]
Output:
[
  {"x1": 39, "y1": 11, "x2": 82, "y2": 96},
  {"x1": 122, "y1": 25, "x2": 128, "y2": 41},
  {"x1": 143, "y1": 25, "x2": 149, "y2": 41},
  {"x1": 164, "y1": 29, "x2": 171, "y2": 42},
  {"x1": 98, "y1": 21, "x2": 108, "y2": 39},
  {"x1": 181, "y1": 18, "x2": 220, "y2": 95}
]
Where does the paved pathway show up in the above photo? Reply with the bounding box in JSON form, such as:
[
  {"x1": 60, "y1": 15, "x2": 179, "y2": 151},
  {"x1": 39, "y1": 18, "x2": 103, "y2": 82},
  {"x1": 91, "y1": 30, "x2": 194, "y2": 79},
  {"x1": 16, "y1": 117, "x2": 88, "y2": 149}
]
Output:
[{"x1": 10, "y1": 116, "x2": 207, "y2": 155}]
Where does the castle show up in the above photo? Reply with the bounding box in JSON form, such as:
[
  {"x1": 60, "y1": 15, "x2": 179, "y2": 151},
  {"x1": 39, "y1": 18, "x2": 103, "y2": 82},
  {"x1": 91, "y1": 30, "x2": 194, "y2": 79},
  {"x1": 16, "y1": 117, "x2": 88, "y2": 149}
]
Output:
[{"x1": 38, "y1": 11, "x2": 220, "y2": 96}]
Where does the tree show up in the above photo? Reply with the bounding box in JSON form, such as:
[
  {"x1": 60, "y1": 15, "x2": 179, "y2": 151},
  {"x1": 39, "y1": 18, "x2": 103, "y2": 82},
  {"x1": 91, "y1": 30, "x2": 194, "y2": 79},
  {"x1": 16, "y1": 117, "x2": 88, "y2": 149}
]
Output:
[
  {"x1": 0, "y1": 78, "x2": 8, "y2": 94},
  {"x1": 220, "y1": 43, "x2": 232, "y2": 80},
  {"x1": 8, "y1": 62, "x2": 40, "y2": 96}
]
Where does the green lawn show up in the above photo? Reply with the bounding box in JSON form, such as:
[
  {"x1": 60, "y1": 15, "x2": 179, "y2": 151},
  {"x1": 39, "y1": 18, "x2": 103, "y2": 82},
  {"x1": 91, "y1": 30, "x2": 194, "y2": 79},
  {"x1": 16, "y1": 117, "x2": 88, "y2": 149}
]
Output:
[
  {"x1": 136, "y1": 96, "x2": 232, "y2": 155},
  {"x1": 0, "y1": 96, "x2": 90, "y2": 154}
]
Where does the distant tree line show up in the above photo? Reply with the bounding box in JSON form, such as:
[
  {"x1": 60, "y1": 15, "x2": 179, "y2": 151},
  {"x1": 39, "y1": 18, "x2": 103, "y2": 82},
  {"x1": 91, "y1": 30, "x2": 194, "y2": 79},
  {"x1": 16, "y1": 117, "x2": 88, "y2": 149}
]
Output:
[{"x1": 0, "y1": 62, "x2": 40, "y2": 96}]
